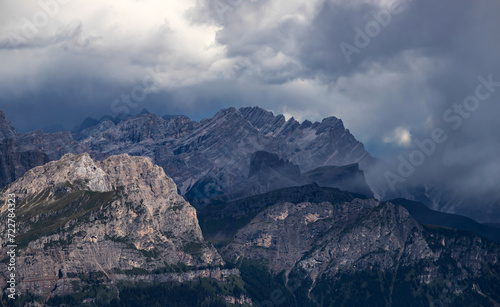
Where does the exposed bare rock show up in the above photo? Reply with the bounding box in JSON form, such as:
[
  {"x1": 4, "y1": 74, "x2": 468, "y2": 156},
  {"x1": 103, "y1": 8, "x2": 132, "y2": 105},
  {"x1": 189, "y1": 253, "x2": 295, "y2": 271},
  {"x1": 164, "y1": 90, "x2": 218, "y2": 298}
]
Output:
[
  {"x1": 0, "y1": 138, "x2": 50, "y2": 189},
  {"x1": 224, "y1": 198, "x2": 381, "y2": 273},
  {"x1": 17, "y1": 130, "x2": 88, "y2": 161},
  {"x1": 0, "y1": 111, "x2": 16, "y2": 140},
  {"x1": 3, "y1": 107, "x2": 498, "y2": 223},
  {"x1": 0, "y1": 108, "x2": 379, "y2": 203},
  {"x1": 0, "y1": 153, "x2": 224, "y2": 299},
  {"x1": 72, "y1": 107, "x2": 377, "y2": 198},
  {"x1": 223, "y1": 196, "x2": 500, "y2": 299}
]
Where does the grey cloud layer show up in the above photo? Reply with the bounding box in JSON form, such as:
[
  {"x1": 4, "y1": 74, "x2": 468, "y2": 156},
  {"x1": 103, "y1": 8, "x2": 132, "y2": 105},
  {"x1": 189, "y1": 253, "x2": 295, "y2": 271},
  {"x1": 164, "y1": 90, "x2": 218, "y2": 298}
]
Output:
[{"x1": 1, "y1": 0, "x2": 499, "y2": 211}]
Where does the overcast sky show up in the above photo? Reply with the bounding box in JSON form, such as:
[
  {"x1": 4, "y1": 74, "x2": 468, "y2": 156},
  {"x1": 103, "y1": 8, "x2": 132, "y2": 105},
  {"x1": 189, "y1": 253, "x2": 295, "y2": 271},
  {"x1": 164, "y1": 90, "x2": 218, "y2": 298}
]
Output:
[{"x1": 1, "y1": 0, "x2": 500, "y2": 202}]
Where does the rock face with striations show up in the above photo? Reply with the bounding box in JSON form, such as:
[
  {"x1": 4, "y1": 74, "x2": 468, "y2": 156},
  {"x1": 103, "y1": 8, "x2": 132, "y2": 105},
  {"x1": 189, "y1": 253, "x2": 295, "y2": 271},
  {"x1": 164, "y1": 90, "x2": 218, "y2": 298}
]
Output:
[
  {"x1": 0, "y1": 111, "x2": 52, "y2": 188},
  {"x1": 0, "y1": 107, "x2": 377, "y2": 199},
  {"x1": 0, "y1": 153, "x2": 224, "y2": 299},
  {"x1": 3, "y1": 107, "x2": 500, "y2": 222},
  {"x1": 195, "y1": 151, "x2": 374, "y2": 200},
  {"x1": 222, "y1": 195, "x2": 500, "y2": 305},
  {"x1": 74, "y1": 107, "x2": 377, "y2": 199},
  {"x1": 0, "y1": 111, "x2": 16, "y2": 140}
]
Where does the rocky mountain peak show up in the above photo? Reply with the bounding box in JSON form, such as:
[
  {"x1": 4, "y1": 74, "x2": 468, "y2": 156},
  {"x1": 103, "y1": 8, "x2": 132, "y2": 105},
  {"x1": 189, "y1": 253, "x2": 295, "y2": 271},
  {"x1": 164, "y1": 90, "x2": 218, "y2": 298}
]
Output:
[
  {"x1": 0, "y1": 107, "x2": 379, "y2": 205},
  {"x1": 11, "y1": 152, "x2": 112, "y2": 195},
  {"x1": 9, "y1": 152, "x2": 184, "y2": 205},
  {"x1": 212, "y1": 107, "x2": 238, "y2": 119},
  {"x1": 0, "y1": 153, "x2": 224, "y2": 298},
  {"x1": 239, "y1": 106, "x2": 286, "y2": 134},
  {"x1": 248, "y1": 150, "x2": 300, "y2": 178},
  {"x1": 0, "y1": 110, "x2": 16, "y2": 140},
  {"x1": 315, "y1": 116, "x2": 344, "y2": 134},
  {"x1": 239, "y1": 106, "x2": 275, "y2": 122}
]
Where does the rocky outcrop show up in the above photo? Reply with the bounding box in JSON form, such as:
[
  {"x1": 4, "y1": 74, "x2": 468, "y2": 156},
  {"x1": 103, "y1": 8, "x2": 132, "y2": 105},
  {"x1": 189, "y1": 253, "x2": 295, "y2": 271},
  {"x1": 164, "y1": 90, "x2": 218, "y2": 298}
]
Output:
[
  {"x1": 224, "y1": 198, "x2": 382, "y2": 273},
  {"x1": 0, "y1": 153, "x2": 224, "y2": 299},
  {"x1": 195, "y1": 183, "x2": 364, "y2": 244},
  {"x1": 0, "y1": 138, "x2": 50, "y2": 188},
  {"x1": 0, "y1": 111, "x2": 89, "y2": 190},
  {"x1": 0, "y1": 108, "x2": 379, "y2": 201},
  {"x1": 188, "y1": 151, "x2": 374, "y2": 200},
  {"x1": 222, "y1": 196, "x2": 500, "y2": 304},
  {"x1": 0, "y1": 111, "x2": 16, "y2": 140},
  {"x1": 303, "y1": 163, "x2": 373, "y2": 197},
  {"x1": 73, "y1": 107, "x2": 378, "y2": 199}
]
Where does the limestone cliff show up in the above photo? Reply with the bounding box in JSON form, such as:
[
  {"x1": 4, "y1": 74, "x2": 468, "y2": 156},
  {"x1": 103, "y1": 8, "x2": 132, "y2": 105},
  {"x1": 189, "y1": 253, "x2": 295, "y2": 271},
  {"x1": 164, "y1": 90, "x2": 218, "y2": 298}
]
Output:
[
  {"x1": 0, "y1": 153, "x2": 224, "y2": 299},
  {"x1": 223, "y1": 197, "x2": 500, "y2": 305}
]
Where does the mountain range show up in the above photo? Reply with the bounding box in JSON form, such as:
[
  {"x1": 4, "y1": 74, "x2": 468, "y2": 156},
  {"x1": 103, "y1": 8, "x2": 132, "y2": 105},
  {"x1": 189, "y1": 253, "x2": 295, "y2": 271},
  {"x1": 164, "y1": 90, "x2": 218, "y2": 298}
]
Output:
[
  {"x1": 0, "y1": 107, "x2": 378, "y2": 201},
  {"x1": 1, "y1": 153, "x2": 500, "y2": 306},
  {"x1": 2, "y1": 107, "x2": 500, "y2": 305},
  {"x1": 2, "y1": 106, "x2": 500, "y2": 223}
]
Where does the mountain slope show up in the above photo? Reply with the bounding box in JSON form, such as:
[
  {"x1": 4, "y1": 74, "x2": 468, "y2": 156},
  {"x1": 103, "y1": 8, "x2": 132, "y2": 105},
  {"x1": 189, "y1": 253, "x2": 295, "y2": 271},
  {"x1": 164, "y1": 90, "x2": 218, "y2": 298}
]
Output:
[
  {"x1": 73, "y1": 107, "x2": 378, "y2": 199},
  {"x1": 0, "y1": 107, "x2": 380, "y2": 200},
  {"x1": 0, "y1": 153, "x2": 227, "y2": 301},
  {"x1": 0, "y1": 111, "x2": 16, "y2": 140},
  {"x1": 390, "y1": 198, "x2": 500, "y2": 243},
  {"x1": 2, "y1": 153, "x2": 500, "y2": 306},
  {"x1": 221, "y1": 194, "x2": 500, "y2": 306},
  {"x1": 2, "y1": 106, "x2": 498, "y2": 223},
  {"x1": 194, "y1": 183, "x2": 368, "y2": 243}
]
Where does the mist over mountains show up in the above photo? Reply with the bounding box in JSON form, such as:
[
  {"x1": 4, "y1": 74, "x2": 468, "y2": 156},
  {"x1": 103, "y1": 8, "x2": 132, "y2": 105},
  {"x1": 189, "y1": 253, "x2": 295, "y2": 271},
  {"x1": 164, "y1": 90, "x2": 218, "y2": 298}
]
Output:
[
  {"x1": 1, "y1": 140, "x2": 500, "y2": 306},
  {"x1": 2, "y1": 0, "x2": 500, "y2": 304},
  {"x1": 2, "y1": 106, "x2": 500, "y2": 305},
  {"x1": 1, "y1": 106, "x2": 499, "y2": 223}
]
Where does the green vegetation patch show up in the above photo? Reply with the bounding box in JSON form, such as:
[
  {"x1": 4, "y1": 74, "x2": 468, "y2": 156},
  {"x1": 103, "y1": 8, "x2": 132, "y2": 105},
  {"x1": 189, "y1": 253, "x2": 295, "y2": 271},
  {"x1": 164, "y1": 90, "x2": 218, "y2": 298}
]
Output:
[
  {"x1": 15, "y1": 188, "x2": 117, "y2": 249},
  {"x1": 40, "y1": 277, "x2": 249, "y2": 307}
]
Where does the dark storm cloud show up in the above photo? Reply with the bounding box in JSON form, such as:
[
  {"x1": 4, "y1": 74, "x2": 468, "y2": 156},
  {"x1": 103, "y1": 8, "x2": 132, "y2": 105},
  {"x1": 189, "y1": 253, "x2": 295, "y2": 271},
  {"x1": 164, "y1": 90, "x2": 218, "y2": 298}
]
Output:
[
  {"x1": 190, "y1": 0, "x2": 500, "y2": 210},
  {"x1": 1, "y1": 0, "x2": 500, "y2": 216}
]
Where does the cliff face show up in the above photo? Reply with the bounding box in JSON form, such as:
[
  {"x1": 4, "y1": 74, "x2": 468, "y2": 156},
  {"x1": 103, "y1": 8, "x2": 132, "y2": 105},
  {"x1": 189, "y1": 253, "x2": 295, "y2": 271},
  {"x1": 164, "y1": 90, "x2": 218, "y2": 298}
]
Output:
[
  {"x1": 3, "y1": 107, "x2": 500, "y2": 223},
  {"x1": 0, "y1": 147, "x2": 499, "y2": 305},
  {"x1": 72, "y1": 107, "x2": 377, "y2": 198},
  {"x1": 0, "y1": 111, "x2": 16, "y2": 140},
  {"x1": 0, "y1": 111, "x2": 88, "y2": 189},
  {"x1": 0, "y1": 108, "x2": 379, "y2": 202},
  {"x1": 0, "y1": 138, "x2": 50, "y2": 188},
  {"x1": 222, "y1": 196, "x2": 500, "y2": 305},
  {"x1": 0, "y1": 153, "x2": 224, "y2": 299},
  {"x1": 224, "y1": 199, "x2": 422, "y2": 274}
]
